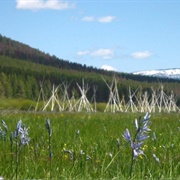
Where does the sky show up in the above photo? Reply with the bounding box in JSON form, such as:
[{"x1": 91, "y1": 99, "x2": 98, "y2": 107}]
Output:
[{"x1": 0, "y1": 0, "x2": 180, "y2": 73}]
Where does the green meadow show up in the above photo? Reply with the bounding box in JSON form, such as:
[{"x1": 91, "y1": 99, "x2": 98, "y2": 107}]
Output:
[{"x1": 0, "y1": 111, "x2": 179, "y2": 179}]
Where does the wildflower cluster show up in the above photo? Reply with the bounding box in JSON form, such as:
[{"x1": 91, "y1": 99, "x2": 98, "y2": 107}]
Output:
[
  {"x1": 13, "y1": 120, "x2": 30, "y2": 145},
  {"x1": 123, "y1": 112, "x2": 151, "y2": 159}
]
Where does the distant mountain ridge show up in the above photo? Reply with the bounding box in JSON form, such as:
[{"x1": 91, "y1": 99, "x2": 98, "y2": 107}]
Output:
[{"x1": 133, "y1": 68, "x2": 180, "y2": 80}]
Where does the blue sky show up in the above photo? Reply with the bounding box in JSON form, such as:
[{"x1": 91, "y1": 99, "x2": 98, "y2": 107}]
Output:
[{"x1": 0, "y1": 0, "x2": 180, "y2": 73}]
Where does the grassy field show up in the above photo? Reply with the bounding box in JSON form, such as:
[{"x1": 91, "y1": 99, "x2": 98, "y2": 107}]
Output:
[{"x1": 0, "y1": 111, "x2": 179, "y2": 179}]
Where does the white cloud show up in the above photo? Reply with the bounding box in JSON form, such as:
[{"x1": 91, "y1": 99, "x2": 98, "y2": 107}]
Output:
[
  {"x1": 97, "y1": 16, "x2": 116, "y2": 23},
  {"x1": 76, "y1": 48, "x2": 115, "y2": 60},
  {"x1": 16, "y1": 0, "x2": 75, "y2": 10},
  {"x1": 81, "y1": 16, "x2": 116, "y2": 23},
  {"x1": 101, "y1": 65, "x2": 117, "y2": 71},
  {"x1": 76, "y1": 50, "x2": 90, "y2": 56},
  {"x1": 91, "y1": 48, "x2": 114, "y2": 59},
  {"x1": 131, "y1": 51, "x2": 153, "y2": 59}
]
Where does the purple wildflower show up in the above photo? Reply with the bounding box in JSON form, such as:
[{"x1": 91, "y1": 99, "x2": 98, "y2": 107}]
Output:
[
  {"x1": 19, "y1": 126, "x2": 30, "y2": 145},
  {"x1": 137, "y1": 134, "x2": 149, "y2": 141},
  {"x1": 123, "y1": 128, "x2": 132, "y2": 142},
  {"x1": 16, "y1": 120, "x2": 22, "y2": 132},
  {"x1": 13, "y1": 120, "x2": 30, "y2": 145},
  {"x1": 123, "y1": 112, "x2": 151, "y2": 159}
]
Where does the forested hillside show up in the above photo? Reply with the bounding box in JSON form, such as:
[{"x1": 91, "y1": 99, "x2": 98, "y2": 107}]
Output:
[{"x1": 0, "y1": 34, "x2": 180, "y2": 106}]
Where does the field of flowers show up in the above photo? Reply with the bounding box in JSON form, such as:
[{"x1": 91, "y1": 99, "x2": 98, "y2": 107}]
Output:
[{"x1": 0, "y1": 111, "x2": 179, "y2": 179}]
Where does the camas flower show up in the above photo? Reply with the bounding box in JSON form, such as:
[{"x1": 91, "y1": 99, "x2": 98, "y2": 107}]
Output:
[
  {"x1": 13, "y1": 120, "x2": 30, "y2": 145},
  {"x1": 123, "y1": 129, "x2": 132, "y2": 142},
  {"x1": 123, "y1": 112, "x2": 151, "y2": 159},
  {"x1": 19, "y1": 126, "x2": 30, "y2": 145},
  {"x1": 137, "y1": 134, "x2": 149, "y2": 141}
]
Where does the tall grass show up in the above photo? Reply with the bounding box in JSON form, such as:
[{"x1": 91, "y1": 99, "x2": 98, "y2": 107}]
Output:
[{"x1": 0, "y1": 111, "x2": 179, "y2": 179}]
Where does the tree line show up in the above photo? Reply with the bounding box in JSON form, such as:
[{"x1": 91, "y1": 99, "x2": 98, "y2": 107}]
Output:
[{"x1": 0, "y1": 55, "x2": 180, "y2": 106}]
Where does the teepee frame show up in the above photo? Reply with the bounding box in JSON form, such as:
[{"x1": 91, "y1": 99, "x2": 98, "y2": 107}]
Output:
[
  {"x1": 60, "y1": 81, "x2": 73, "y2": 111},
  {"x1": 42, "y1": 84, "x2": 62, "y2": 111},
  {"x1": 125, "y1": 87, "x2": 139, "y2": 113},
  {"x1": 74, "y1": 79, "x2": 94, "y2": 112},
  {"x1": 103, "y1": 76, "x2": 123, "y2": 113}
]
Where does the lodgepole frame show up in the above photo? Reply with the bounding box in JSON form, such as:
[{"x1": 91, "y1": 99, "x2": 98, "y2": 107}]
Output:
[{"x1": 74, "y1": 79, "x2": 94, "y2": 112}]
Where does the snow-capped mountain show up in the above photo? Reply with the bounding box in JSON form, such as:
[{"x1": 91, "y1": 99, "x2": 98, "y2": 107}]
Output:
[{"x1": 133, "y1": 68, "x2": 180, "y2": 80}]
